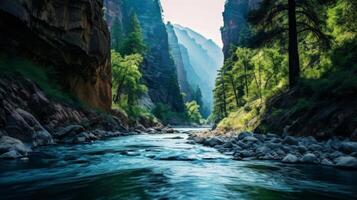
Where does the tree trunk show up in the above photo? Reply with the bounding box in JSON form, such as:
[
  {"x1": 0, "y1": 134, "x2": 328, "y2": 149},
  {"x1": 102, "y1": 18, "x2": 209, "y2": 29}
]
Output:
[{"x1": 288, "y1": 0, "x2": 300, "y2": 88}]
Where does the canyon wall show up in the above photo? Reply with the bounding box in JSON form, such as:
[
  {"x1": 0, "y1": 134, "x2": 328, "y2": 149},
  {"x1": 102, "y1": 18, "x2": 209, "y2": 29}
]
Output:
[
  {"x1": 0, "y1": 0, "x2": 112, "y2": 111},
  {"x1": 221, "y1": 0, "x2": 261, "y2": 58},
  {"x1": 173, "y1": 25, "x2": 223, "y2": 116},
  {"x1": 105, "y1": 0, "x2": 185, "y2": 112}
]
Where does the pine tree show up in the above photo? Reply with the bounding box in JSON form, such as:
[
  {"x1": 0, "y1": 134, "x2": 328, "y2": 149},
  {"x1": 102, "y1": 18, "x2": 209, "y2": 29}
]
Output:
[{"x1": 121, "y1": 13, "x2": 146, "y2": 55}]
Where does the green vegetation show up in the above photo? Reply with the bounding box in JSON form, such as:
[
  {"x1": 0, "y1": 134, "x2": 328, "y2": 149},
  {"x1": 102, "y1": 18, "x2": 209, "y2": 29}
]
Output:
[
  {"x1": 0, "y1": 54, "x2": 78, "y2": 104},
  {"x1": 111, "y1": 50, "x2": 148, "y2": 119},
  {"x1": 213, "y1": 0, "x2": 357, "y2": 131},
  {"x1": 185, "y1": 101, "x2": 203, "y2": 124}
]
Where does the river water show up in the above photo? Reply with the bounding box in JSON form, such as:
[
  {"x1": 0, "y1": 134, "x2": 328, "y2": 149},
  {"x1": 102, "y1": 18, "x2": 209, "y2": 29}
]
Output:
[{"x1": 1, "y1": 128, "x2": 356, "y2": 200}]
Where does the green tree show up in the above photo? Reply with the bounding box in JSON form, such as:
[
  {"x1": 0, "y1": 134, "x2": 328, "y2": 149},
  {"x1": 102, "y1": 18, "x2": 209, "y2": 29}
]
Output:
[
  {"x1": 121, "y1": 13, "x2": 146, "y2": 55},
  {"x1": 248, "y1": 0, "x2": 330, "y2": 88},
  {"x1": 111, "y1": 50, "x2": 147, "y2": 113},
  {"x1": 185, "y1": 101, "x2": 203, "y2": 124}
]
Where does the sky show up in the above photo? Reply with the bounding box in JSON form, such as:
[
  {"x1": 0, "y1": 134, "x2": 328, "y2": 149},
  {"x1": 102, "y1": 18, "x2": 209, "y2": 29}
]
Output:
[{"x1": 160, "y1": 0, "x2": 226, "y2": 47}]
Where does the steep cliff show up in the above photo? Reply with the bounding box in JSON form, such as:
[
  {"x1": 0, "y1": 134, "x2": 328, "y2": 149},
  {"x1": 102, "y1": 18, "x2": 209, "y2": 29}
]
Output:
[
  {"x1": 173, "y1": 25, "x2": 223, "y2": 115},
  {"x1": 221, "y1": 0, "x2": 261, "y2": 58},
  {"x1": 0, "y1": 0, "x2": 112, "y2": 111},
  {"x1": 104, "y1": 0, "x2": 185, "y2": 112},
  {"x1": 166, "y1": 23, "x2": 194, "y2": 101}
]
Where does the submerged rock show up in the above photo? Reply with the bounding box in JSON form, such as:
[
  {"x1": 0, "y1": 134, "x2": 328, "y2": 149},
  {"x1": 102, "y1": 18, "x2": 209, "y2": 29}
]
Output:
[{"x1": 339, "y1": 142, "x2": 357, "y2": 154}]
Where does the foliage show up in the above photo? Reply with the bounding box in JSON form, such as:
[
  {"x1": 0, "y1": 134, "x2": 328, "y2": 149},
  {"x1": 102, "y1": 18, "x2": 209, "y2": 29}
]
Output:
[
  {"x1": 0, "y1": 55, "x2": 78, "y2": 104},
  {"x1": 152, "y1": 103, "x2": 188, "y2": 125},
  {"x1": 120, "y1": 13, "x2": 147, "y2": 55},
  {"x1": 185, "y1": 101, "x2": 203, "y2": 124},
  {"x1": 111, "y1": 17, "x2": 124, "y2": 52},
  {"x1": 213, "y1": 0, "x2": 356, "y2": 132},
  {"x1": 111, "y1": 50, "x2": 148, "y2": 116}
]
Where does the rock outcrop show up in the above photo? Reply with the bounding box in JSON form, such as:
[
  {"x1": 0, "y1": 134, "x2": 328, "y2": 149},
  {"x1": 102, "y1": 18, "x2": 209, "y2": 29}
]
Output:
[
  {"x1": 0, "y1": 0, "x2": 112, "y2": 111},
  {"x1": 105, "y1": 0, "x2": 185, "y2": 112},
  {"x1": 221, "y1": 0, "x2": 261, "y2": 58}
]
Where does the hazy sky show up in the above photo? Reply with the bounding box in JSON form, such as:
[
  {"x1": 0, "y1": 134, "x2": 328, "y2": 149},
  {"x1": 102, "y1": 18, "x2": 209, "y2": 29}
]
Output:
[{"x1": 160, "y1": 0, "x2": 226, "y2": 47}]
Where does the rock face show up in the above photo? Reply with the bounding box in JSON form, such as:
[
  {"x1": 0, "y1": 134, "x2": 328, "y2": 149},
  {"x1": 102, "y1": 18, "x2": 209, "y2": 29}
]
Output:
[
  {"x1": 105, "y1": 0, "x2": 185, "y2": 112},
  {"x1": 166, "y1": 23, "x2": 194, "y2": 101},
  {"x1": 221, "y1": 0, "x2": 261, "y2": 58},
  {"x1": 0, "y1": 0, "x2": 112, "y2": 111},
  {"x1": 173, "y1": 25, "x2": 223, "y2": 115},
  {"x1": 0, "y1": 73, "x2": 128, "y2": 159}
]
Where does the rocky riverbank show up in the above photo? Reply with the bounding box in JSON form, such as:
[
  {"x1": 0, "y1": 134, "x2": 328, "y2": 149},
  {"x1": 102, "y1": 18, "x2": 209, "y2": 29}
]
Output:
[
  {"x1": 188, "y1": 131, "x2": 357, "y2": 169},
  {"x1": 0, "y1": 73, "x2": 173, "y2": 160}
]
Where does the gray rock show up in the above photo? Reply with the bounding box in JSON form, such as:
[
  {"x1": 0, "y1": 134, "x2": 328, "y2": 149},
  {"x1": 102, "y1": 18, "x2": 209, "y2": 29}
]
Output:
[
  {"x1": 207, "y1": 137, "x2": 224, "y2": 147},
  {"x1": 255, "y1": 146, "x2": 271, "y2": 156},
  {"x1": 32, "y1": 131, "x2": 54, "y2": 147},
  {"x1": 271, "y1": 138, "x2": 282, "y2": 144},
  {"x1": 339, "y1": 142, "x2": 357, "y2": 154},
  {"x1": 55, "y1": 125, "x2": 85, "y2": 139},
  {"x1": 309, "y1": 144, "x2": 323, "y2": 151},
  {"x1": 321, "y1": 158, "x2": 334, "y2": 166},
  {"x1": 223, "y1": 141, "x2": 233, "y2": 148},
  {"x1": 193, "y1": 137, "x2": 204, "y2": 143},
  {"x1": 0, "y1": 136, "x2": 30, "y2": 155},
  {"x1": 301, "y1": 153, "x2": 318, "y2": 164},
  {"x1": 327, "y1": 138, "x2": 341, "y2": 150},
  {"x1": 327, "y1": 151, "x2": 345, "y2": 160},
  {"x1": 334, "y1": 156, "x2": 357, "y2": 169},
  {"x1": 297, "y1": 145, "x2": 307, "y2": 154},
  {"x1": 301, "y1": 136, "x2": 317, "y2": 146},
  {"x1": 283, "y1": 136, "x2": 299, "y2": 145},
  {"x1": 0, "y1": 150, "x2": 23, "y2": 159},
  {"x1": 243, "y1": 136, "x2": 258, "y2": 143},
  {"x1": 266, "y1": 142, "x2": 282, "y2": 150},
  {"x1": 237, "y1": 131, "x2": 253, "y2": 141},
  {"x1": 282, "y1": 154, "x2": 299, "y2": 163}
]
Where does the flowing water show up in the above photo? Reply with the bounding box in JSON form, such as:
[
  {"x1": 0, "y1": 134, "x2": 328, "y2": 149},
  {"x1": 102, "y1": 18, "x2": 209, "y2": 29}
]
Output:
[{"x1": 1, "y1": 128, "x2": 356, "y2": 200}]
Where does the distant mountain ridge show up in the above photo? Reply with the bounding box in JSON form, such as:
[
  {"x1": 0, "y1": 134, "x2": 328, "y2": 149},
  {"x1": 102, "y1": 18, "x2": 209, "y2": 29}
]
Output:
[{"x1": 172, "y1": 24, "x2": 223, "y2": 115}]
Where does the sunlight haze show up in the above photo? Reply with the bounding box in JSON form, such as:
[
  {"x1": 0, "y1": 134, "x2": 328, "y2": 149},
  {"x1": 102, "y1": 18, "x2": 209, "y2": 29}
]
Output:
[{"x1": 161, "y1": 0, "x2": 226, "y2": 47}]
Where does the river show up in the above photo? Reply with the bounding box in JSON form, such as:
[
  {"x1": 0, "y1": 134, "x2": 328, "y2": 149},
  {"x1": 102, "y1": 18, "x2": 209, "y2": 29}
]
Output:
[{"x1": 1, "y1": 128, "x2": 356, "y2": 200}]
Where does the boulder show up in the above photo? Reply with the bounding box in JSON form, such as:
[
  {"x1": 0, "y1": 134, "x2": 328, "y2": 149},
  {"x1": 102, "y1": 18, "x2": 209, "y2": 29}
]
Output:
[
  {"x1": 339, "y1": 142, "x2": 357, "y2": 154},
  {"x1": 54, "y1": 125, "x2": 85, "y2": 139},
  {"x1": 0, "y1": 150, "x2": 23, "y2": 159},
  {"x1": 243, "y1": 136, "x2": 259, "y2": 143},
  {"x1": 207, "y1": 137, "x2": 224, "y2": 147},
  {"x1": 283, "y1": 136, "x2": 299, "y2": 145},
  {"x1": 297, "y1": 145, "x2": 307, "y2": 154},
  {"x1": 282, "y1": 154, "x2": 299, "y2": 163},
  {"x1": 301, "y1": 153, "x2": 318, "y2": 164},
  {"x1": 334, "y1": 156, "x2": 357, "y2": 169},
  {"x1": 237, "y1": 131, "x2": 253, "y2": 141},
  {"x1": 0, "y1": 136, "x2": 31, "y2": 156},
  {"x1": 32, "y1": 131, "x2": 54, "y2": 147},
  {"x1": 321, "y1": 158, "x2": 334, "y2": 166}
]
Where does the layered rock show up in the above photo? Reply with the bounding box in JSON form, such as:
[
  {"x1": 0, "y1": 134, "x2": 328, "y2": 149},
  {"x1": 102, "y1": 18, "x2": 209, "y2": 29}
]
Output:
[
  {"x1": 105, "y1": 0, "x2": 185, "y2": 112},
  {"x1": 221, "y1": 0, "x2": 261, "y2": 58},
  {"x1": 0, "y1": 0, "x2": 112, "y2": 111}
]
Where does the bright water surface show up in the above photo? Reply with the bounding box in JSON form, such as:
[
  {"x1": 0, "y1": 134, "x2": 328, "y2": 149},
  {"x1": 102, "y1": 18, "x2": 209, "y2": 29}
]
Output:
[{"x1": 1, "y1": 128, "x2": 357, "y2": 200}]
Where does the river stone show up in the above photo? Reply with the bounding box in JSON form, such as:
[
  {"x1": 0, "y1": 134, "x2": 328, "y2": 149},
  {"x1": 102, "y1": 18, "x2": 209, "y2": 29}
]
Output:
[
  {"x1": 321, "y1": 158, "x2": 334, "y2": 166},
  {"x1": 255, "y1": 146, "x2": 270, "y2": 156},
  {"x1": 193, "y1": 137, "x2": 204, "y2": 143},
  {"x1": 339, "y1": 142, "x2": 357, "y2": 154},
  {"x1": 309, "y1": 144, "x2": 323, "y2": 152},
  {"x1": 297, "y1": 145, "x2": 307, "y2": 154},
  {"x1": 243, "y1": 136, "x2": 258, "y2": 143},
  {"x1": 0, "y1": 150, "x2": 23, "y2": 159},
  {"x1": 32, "y1": 131, "x2": 54, "y2": 147},
  {"x1": 301, "y1": 153, "x2": 318, "y2": 164},
  {"x1": 55, "y1": 125, "x2": 85, "y2": 139},
  {"x1": 207, "y1": 137, "x2": 224, "y2": 147},
  {"x1": 0, "y1": 136, "x2": 30, "y2": 155},
  {"x1": 271, "y1": 138, "x2": 282, "y2": 144},
  {"x1": 283, "y1": 136, "x2": 299, "y2": 145},
  {"x1": 237, "y1": 131, "x2": 253, "y2": 141},
  {"x1": 266, "y1": 142, "x2": 281, "y2": 150},
  {"x1": 282, "y1": 154, "x2": 298, "y2": 163},
  {"x1": 334, "y1": 156, "x2": 357, "y2": 169}
]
